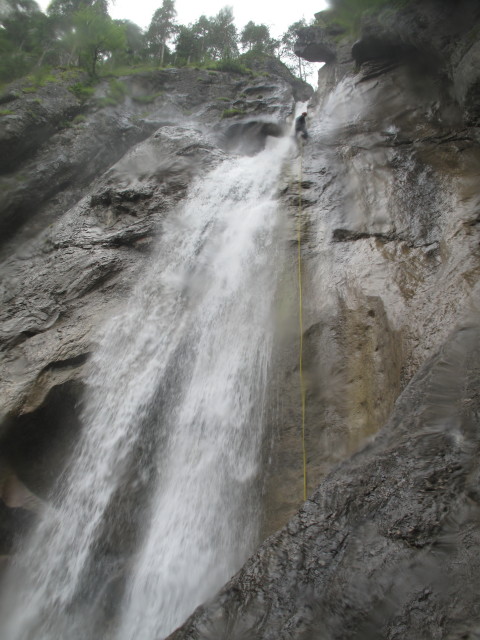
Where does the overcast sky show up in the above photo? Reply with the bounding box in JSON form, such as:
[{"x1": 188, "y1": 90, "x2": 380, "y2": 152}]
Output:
[
  {"x1": 37, "y1": 0, "x2": 329, "y2": 35},
  {"x1": 111, "y1": 0, "x2": 329, "y2": 34}
]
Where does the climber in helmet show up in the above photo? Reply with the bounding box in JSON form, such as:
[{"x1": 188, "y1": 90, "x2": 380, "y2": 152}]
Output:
[{"x1": 295, "y1": 111, "x2": 308, "y2": 140}]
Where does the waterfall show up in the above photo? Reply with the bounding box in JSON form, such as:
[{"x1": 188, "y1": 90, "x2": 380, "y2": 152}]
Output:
[{"x1": 0, "y1": 133, "x2": 293, "y2": 640}]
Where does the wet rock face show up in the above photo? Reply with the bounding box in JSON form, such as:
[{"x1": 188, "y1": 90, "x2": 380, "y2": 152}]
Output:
[
  {"x1": 0, "y1": 66, "x2": 299, "y2": 253},
  {"x1": 1, "y1": 16, "x2": 479, "y2": 637},
  {"x1": 0, "y1": 110, "x2": 158, "y2": 250},
  {"x1": 169, "y1": 318, "x2": 480, "y2": 640},
  {"x1": 454, "y1": 39, "x2": 480, "y2": 125},
  {"x1": 0, "y1": 125, "x2": 225, "y2": 422},
  {"x1": 0, "y1": 379, "x2": 84, "y2": 498},
  {"x1": 166, "y1": 7, "x2": 480, "y2": 639},
  {"x1": 298, "y1": 0, "x2": 480, "y2": 120},
  {"x1": 222, "y1": 120, "x2": 285, "y2": 155},
  {"x1": 0, "y1": 74, "x2": 84, "y2": 175},
  {"x1": 0, "y1": 127, "x2": 215, "y2": 554},
  {"x1": 0, "y1": 64, "x2": 300, "y2": 549},
  {"x1": 261, "y1": 52, "x2": 480, "y2": 532}
]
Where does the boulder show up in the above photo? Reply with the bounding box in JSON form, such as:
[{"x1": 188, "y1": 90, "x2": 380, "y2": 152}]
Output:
[{"x1": 294, "y1": 26, "x2": 338, "y2": 63}]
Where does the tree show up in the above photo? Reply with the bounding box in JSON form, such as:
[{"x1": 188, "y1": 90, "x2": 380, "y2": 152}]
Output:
[
  {"x1": 192, "y1": 14, "x2": 211, "y2": 61},
  {"x1": 174, "y1": 24, "x2": 201, "y2": 64},
  {"x1": 146, "y1": 0, "x2": 177, "y2": 65},
  {"x1": 191, "y1": 14, "x2": 216, "y2": 62},
  {"x1": 112, "y1": 19, "x2": 146, "y2": 65},
  {"x1": 69, "y1": 5, "x2": 126, "y2": 75},
  {"x1": 0, "y1": 0, "x2": 46, "y2": 52},
  {"x1": 0, "y1": 0, "x2": 55, "y2": 81},
  {"x1": 240, "y1": 21, "x2": 277, "y2": 54},
  {"x1": 208, "y1": 7, "x2": 238, "y2": 60},
  {"x1": 47, "y1": 0, "x2": 108, "y2": 21},
  {"x1": 173, "y1": 8, "x2": 238, "y2": 65}
]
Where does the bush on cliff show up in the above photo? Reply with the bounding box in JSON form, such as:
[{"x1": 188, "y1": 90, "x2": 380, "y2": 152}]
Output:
[{"x1": 317, "y1": 0, "x2": 411, "y2": 34}]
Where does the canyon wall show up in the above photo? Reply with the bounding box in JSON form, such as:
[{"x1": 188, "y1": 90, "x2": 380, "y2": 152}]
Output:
[{"x1": 0, "y1": 0, "x2": 480, "y2": 635}]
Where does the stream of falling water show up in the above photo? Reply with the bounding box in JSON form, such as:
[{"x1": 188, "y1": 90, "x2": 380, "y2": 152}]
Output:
[{"x1": 0, "y1": 134, "x2": 294, "y2": 640}]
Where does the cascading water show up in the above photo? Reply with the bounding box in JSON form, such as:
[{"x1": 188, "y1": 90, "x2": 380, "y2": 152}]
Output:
[{"x1": 0, "y1": 134, "x2": 294, "y2": 640}]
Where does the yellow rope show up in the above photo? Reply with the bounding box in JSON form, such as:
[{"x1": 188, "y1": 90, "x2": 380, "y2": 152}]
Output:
[{"x1": 296, "y1": 146, "x2": 308, "y2": 501}]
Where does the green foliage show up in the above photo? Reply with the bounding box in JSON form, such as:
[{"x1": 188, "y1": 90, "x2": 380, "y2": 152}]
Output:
[
  {"x1": 98, "y1": 63, "x2": 158, "y2": 77},
  {"x1": 174, "y1": 24, "x2": 202, "y2": 65},
  {"x1": 47, "y1": 0, "x2": 109, "y2": 20},
  {"x1": 207, "y1": 59, "x2": 250, "y2": 74},
  {"x1": 72, "y1": 113, "x2": 86, "y2": 123},
  {"x1": 96, "y1": 96, "x2": 117, "y2": 107},
  {"x1": 0, "y1": 0, "x2": 133, "y2": 83},
  {"x1": 131, "y1": 91, "x2": 163, "y2": 103},
  {"x1": 58, "y1": 67, "x2": 85, "y2": 80},
  {"x1": 69, "y1": 81, "x2": 95, "y2": 100},
  {"x1": 110, "y1": 19, "x2": 147, "y2": 66},
  {"x1": 146, "y1": 0, "x2": 177, "y2": 65},
  {"x1": 25, "y1": 67, "x2": 57, "y2": 86},
  {"x1": 237, "y1": 49, "x2": 271, "y2": 71},
  {"x1": 279, "y1": 19, "x2": 315, "y2": 82},
  {"x1": 1, "y1": 0, "x2": 403, "y2": 98},
  {"x1": 240, "y1": 21, "x2": 278, "y2": 55},
  {"x1": 316, "y1": 0, "x2": 409, "y2": 35},
  {"x1": 0, "y1": 52, "x2": 32, "y2": 85},
  {"x1": 209, "y1": 7, "x2": 238, "y2": 60},
  {"x1": 107, "y1": 78, "x2": 126, "y2": 99},
  {"x1": 0, "y1": 109, "x2": 14, "y2": 116},
  {"x1": 70, "y1": 5, "x2": 127, "y2": 75},
  {"x1": 221, "y1": 107, "x2": 245, "y2": 118},
  {"x1": 174, "y1": 8, "x2": 238, "y2": 66},
  {"x1": 216, "y1": 96, "x2": 231, "y2": 102},
  {"x1": 0, "y1": 0, "x2": 54, "y2": 83},
  {"x1": 96, "y1": 77, "x2": 127, "y2": 106}
]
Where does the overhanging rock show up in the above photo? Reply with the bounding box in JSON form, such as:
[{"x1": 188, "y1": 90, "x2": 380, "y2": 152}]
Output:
[{"x1": 294, "y1": 26, "x2": 337, "y2": 63}]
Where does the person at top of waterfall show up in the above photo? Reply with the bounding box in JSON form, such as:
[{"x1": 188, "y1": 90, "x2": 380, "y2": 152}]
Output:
[{"x1": 295, "y1": 111, "x2": 308, "y2": 140}]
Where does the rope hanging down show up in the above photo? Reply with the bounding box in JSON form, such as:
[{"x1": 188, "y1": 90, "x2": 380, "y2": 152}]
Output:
[{"x1": 296, "y1": 148, "x2": 308, "y2": 501}]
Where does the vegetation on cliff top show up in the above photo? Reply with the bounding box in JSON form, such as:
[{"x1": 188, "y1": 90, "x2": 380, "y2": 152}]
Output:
[
  {"x1": 317, "y1": 0, "x2": 411, "y2": 35},
  {"x1": 0, "y1": 0, "x2": 315, "y2": 88}
]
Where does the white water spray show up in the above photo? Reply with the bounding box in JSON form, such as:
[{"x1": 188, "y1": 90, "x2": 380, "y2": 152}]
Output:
[{"x1": 0, "y1": 134, "x2": 293, "y2": 640}]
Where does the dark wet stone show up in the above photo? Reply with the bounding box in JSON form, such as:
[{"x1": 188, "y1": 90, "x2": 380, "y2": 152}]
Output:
[
  {"x1": 223, "y1": 120, "x2": 285, "y2": 155},
  {"x1": 169, "y1": 320, "x2": 480, "y2": 640},
  {"x1": 351, "y1": 37, "x2": 411, "y2": 66},
  {"x1": 1, "y1": 12, "x2": 480, "y2": 636},
  {"x1": 0, "y1": 501, "x2": 35, "y2": 555},
  {"x1": 294, "y1": 26, "x2": 337, "y2": 63}
]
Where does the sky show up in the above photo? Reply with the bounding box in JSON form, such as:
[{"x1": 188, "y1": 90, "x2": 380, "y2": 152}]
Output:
[
  {"x1": 111, "y1": 0, "x2": 329, "y2": 35},
  {"x1": 37, "y1": 0, "x2": 329, "y2": 36}
]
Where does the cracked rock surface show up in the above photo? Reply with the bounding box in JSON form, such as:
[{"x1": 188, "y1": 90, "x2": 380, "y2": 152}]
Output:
[
  {"x1": 0, "y1": 66, "x2": 304, "y2": 537},
  {"x1": 170, "y1": 315, "x2": 480, "y2": 640},
  {"x1": 170, "y1": 8, "x2": 480, "y2": 638},
  {"x1": 1, "y1": 15, "x2": 480, "y2": 636}
]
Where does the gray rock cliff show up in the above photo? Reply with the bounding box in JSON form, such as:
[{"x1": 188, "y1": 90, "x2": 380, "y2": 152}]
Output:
[
  {"x1": 1, "y1": 3, "x2": 480, "y2": 635},
  {"x1": 168, "y1": 3, "x2": 480, "y2": 638},
  {"x1": 0, "y1": 63, "x2": 307, "y2": 551}
]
